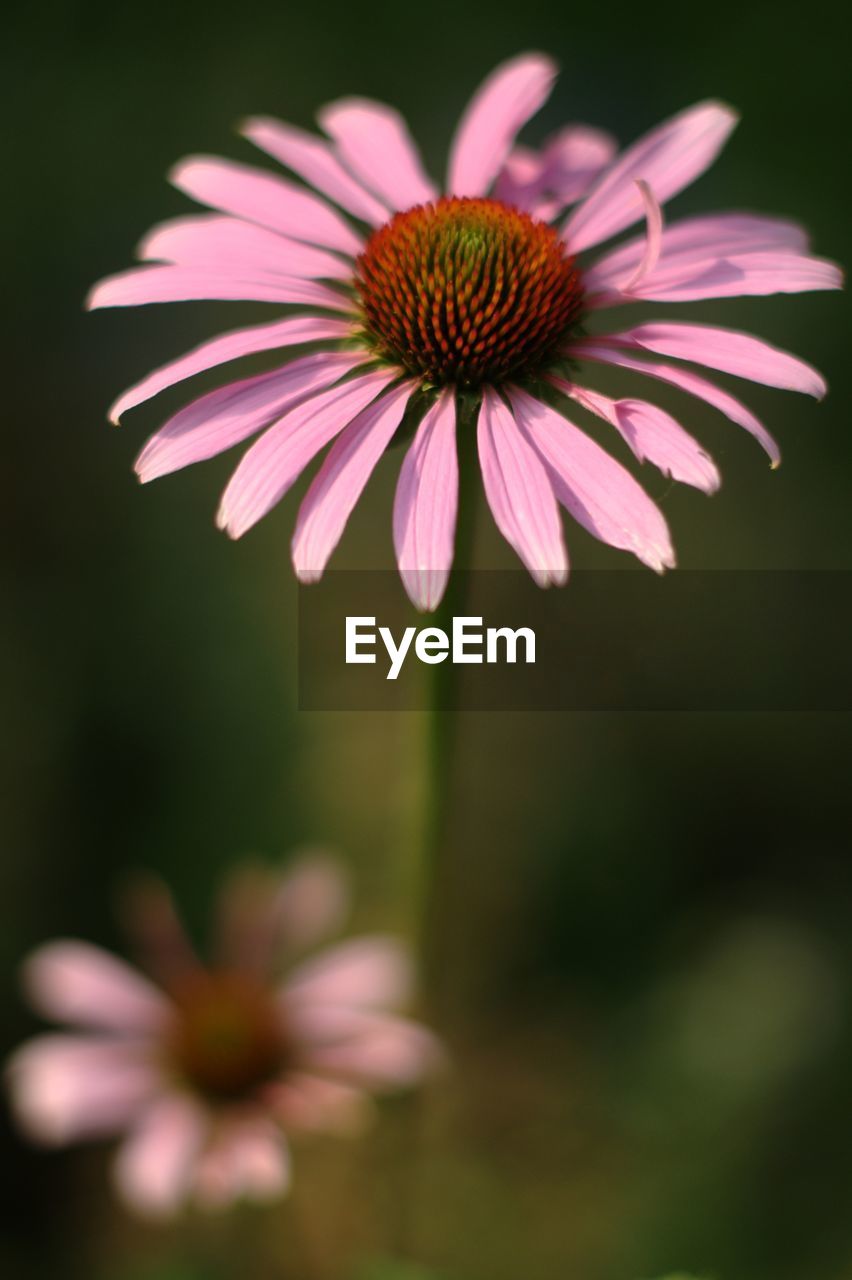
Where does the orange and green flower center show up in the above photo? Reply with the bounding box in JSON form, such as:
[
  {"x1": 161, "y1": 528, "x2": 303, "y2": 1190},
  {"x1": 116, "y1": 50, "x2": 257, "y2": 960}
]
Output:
[
  {"x1": 355, "y1": 197, "x2": 584, "y2": 387},
  {"x1": 166, "y1": 973, "x2": 287, "y2": 1102}
]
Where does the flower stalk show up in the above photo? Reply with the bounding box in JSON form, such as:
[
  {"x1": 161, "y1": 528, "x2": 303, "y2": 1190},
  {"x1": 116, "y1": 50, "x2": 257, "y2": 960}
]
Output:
[{"x1": 416, "y1": 394, "x2": 480, "y2": 1005}]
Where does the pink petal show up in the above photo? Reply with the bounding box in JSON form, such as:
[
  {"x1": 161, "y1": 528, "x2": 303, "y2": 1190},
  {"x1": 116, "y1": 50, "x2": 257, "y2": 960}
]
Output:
[
  {"x1": 261, "y1": 854, "x2": 351, "y2": 958},
  {"x1": 614, "y1": 399, "x2": 720, "y2": 492},
  {"x1": 86, "y1": 264, "x2": 348, "y2": 311},
  {"x1": 541, "y1": 126, "x2": 619, "y2": 207},
  {"x1": 7, "y1": 1035, "x2": 159, "y2": 1145},
  {"x1": 113, "y1": 1094, "x2": 207, "y2": 1219},
  {"x1": 554, "y1": 378, "x2": 720, "y2": 493},
  {"x1": 296, "y1": 1011, "x2": 443, "y2": 1090},
  {"x1": 169, "y1": 155, "x2": 363, "y2": 255},
  {"x1": 585, "y1": 211, "x2": 812, "y2": 291},
  {"x1": 393, "y1": 389, "x2": 458, "y2": 612},
  {"x1": 216, "y1": 367, "x2": 399, "y2": 539},
  {"x1": 607, "y1": 322, "x2": 827, "y2": 398},
  {"x1": 317, "y1": 98, "x2": 436, "y2": 209},
  {"x1": 241, "y1": 116, "x2": 390, "y2": 226},
  {"x1": 291, "y1": 381, "x2": 416, "y2": 582},
  {"x1": 135, "y1": 351, "x2": 363, "y2": 484},
  {"x1": 477, "y1": 387, "x2": 568, "y2": 587},
  {"x1": 216, "y1": 854, "x2": 349, "y2": 974},
  {"x1": 284, "y1": 936, "x2": 412, "y2": 1011},
  {"x1": 138, "y1": 214, "x2": 352, "y2": 280},
  {"x1": 447, "y1": 52, "x2": 557, "y2": 197},
  {"x1": 493, "y1": 145, "x2": 542, "y2": 209},
  {"x1": 119, "y1": 873, "x2": 201, "y2": 987},
  {"x1": 614, "y1": 250, "x2": 843, "y2": 303},
  {"x1": 23, "y1": 940, "x2": 170, "y2": 1033},
  {"x1": 620, "y1": 179, "x2": 664, "y2": 292},
  {"x1": 507, "y1": 387, "x2": 675, "y2": 572},
  {"x1": 268, "y1": 1073, "x2": 370, "y2": 1135},
  {"x1": 496, "y1": 125, "x2": 618, "y2": 213},
  {"x1": 565, "y1": 100, "x2": 739, "y2": 253},
  {"x1": 195, "y1": 1117, "x2": 290, "y2": 1209},
  {"x1": 109, "y1": 315, "x2": 352, "y2": 423},
  {"x1": 569, "y1": 340, "x2": 781, "y2": 464}
]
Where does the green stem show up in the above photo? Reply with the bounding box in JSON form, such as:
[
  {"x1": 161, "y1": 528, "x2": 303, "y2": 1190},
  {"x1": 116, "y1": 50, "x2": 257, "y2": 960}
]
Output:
[
  {"x1": 391, "y1": 397, "x2": 479, "y2": 1260},
  {"x1": 417, "y1": 395, "x2": 480, "y2": 1003}
]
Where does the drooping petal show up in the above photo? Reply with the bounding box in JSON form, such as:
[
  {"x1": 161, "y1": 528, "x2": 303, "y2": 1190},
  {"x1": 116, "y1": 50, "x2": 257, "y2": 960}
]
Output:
[
  {"x1": 194, "y1": 1117, "x2": 291, "y2": 1209},
  {"x1": 585, "y1": 211, "x2": 812, "y2": 291},
  {"x1": 477, "y1": 387, "x2": 568, "y2": 586},
  {"x1": 284, "y1": 936, "x2": 412, "y2": 1012},
  {"x1": 553, "y1": 378, "x2": 720, "y2": 493},
  {"x1": 568, "y1": 339, "x2": 781, "y2": 464},
  {"x1": 7, "y1": 1035, "x2": 159, "y2": 1144},
  {"x1": 393, "y1": 389, "x2": 458, "y2": 611},
  {"x1": 137, "y1": 215, "x2": 352, "y2": 280},
  {"x1": 113, "y1": 1094, "x2": 207, "y2": 1219},
  {"x1": 564, "y1": 100, "x2": 739, "y2": 253},
  {"x1": 241, "y1": 117, "x2": 391, "y2": 225},
  {"x1": 620, "y1": 179, "x2": 664, "y2": 292},
  {"x1": 110, "y1": 315, "x2": 352, "y2": 423},
  {"x1": 604, "y1": 322, "x2": 827, "y2": 397},
  {"x1": 318, "y1": 99, "x2": 436, "y2": 209},
  {"x1": 447, "y1": 52, "x2": 557, "y2": 198},
  {"x1": 216, "y1": 854, "x2": 349, "y2": 974},
  {"x1": 216, "y1": 367, "x2": 400, "y2": 539},
  {"x1": 86, "y1": 264, "x2": 348, "y2": 311},
  {"x1": 292, "y1": 381, "x2": 416, "y2": 582},
  {"x1": 23, "y1": 941, "x2": 171, "y2": 1033},
  {"x1": 169, "y1": 156, "x2": 364, "y2": 255},
  {"x1": 135, "y1": 351, "x2": 364, "y2": 484},
  {"x1": 508, "y1": 387, "x2": 675, "y2": 572}
]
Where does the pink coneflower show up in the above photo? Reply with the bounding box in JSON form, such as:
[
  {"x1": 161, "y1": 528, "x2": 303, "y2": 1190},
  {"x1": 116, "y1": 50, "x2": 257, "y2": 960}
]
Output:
[
  {"x1": 7, "y1": 856, "x2": 440, "y2": 1218},
  {"x1": 89, "y1": 54, "x2": 841, "y2": 610}
]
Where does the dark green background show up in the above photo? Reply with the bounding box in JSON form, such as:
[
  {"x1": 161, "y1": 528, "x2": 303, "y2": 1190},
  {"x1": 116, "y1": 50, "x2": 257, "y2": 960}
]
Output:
[{"x1": 3, "y1": 1, "x2": 851, "y2": 1277}]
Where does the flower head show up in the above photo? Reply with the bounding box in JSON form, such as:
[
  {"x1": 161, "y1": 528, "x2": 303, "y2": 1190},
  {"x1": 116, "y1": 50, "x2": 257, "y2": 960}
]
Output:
[
  {"x1": 89, "y1": 54, "x2": 841, "y2": 609},
  {"x1": 356, "y1": 197, "x2": 584, "y2": 384},
  {"x1": 7, "y1": 856, "x2": 440, "y2": 1218}
]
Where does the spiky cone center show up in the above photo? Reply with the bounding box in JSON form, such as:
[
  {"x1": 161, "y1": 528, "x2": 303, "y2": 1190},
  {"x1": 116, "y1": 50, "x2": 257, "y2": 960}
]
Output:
[
  {"x1": 165, "y1": 972, "x2": 288, "y2": 1102},
  {"x1": 355, "y1": 197, "x2": 584, "y2": 387}
]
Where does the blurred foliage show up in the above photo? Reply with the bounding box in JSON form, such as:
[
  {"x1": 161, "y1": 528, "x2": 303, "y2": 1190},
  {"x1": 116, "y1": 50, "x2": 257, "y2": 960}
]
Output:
[
  {"x1": 354, "y1": 1260, "x2": 456, "y2": 1280},
  {"x1": 114, "y1": 1267, "x2": 211, "y2": 1280}
]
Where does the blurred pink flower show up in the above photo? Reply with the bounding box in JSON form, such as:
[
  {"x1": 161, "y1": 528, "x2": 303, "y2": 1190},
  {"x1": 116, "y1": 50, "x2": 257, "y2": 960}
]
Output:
[
  {"x1": 7, "y1": 856, "x2": 440, "y2": 1219},
  {"x1": 89, "y1": 54, "x2": 841, "y2": 610}
]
